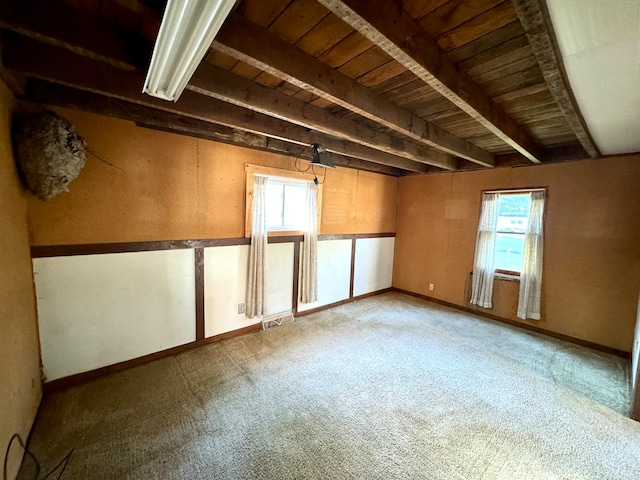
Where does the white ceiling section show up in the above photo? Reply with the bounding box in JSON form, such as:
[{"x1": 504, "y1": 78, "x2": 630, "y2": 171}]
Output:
[{"x1": 546, "y1": 0, "x2": 640, "y2": 155}]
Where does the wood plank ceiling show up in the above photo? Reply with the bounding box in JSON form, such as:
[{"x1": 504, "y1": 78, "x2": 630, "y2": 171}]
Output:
[{"x1": 0, "y1": 0, "x2": 599, "y2": 176}]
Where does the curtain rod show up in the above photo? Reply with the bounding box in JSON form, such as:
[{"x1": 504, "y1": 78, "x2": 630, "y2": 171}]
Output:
[{"x1": 483, "y1": 187, "x2": 546, "y2": 194}]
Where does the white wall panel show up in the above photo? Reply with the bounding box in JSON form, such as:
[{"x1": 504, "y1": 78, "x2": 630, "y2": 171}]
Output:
[
  {"x1": 204, "y1": 242, "x2": 294, "y2": 337},
  {"x1": 265, "y1": 242, "x2": 294, "y2": 315},
  {"x1": 353, "y1": 237, "x2": 395, "y2": 297},
  {"x1": 34, "y1": 250, "x2": 196, "y2": 381},
  {"x1": 298, "y1": 239, "x2": 352, "y2": 312},
  {"x1": 204, "y1": 245, "x2": 256, "y2": 338}
]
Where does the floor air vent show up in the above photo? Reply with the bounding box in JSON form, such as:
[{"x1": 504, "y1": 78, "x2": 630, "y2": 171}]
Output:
[{"x1": 262, "y1": 311, "x2": 295, "y2": 330}]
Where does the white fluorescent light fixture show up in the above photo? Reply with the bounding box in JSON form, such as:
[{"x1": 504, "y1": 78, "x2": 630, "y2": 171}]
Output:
[{"x1": 143, "y1": 0, "x2": 235, "y2": 102}]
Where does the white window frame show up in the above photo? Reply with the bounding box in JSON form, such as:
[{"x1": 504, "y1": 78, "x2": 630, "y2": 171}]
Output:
[
  {"x1": 265, "y1": 177, "x2": 310, "y2": 232},
  {"x1": 245, "y1": 164, "x2": 323, "y2": 238},
  {"x1": 485, "y1": 188, "x2": 545, "y2": 279}
]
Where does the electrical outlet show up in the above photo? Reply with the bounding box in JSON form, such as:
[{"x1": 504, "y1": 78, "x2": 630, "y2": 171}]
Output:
[
  {"x1": 238, "y1": 303, "x2": 245, "y2": 314},
  {"x1": 429, "y1": 283, "x2": 434, "y2": 291}
]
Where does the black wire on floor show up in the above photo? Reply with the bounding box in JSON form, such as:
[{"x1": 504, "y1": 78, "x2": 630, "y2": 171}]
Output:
[{"x1": 3, "y1": 433, "x2": 73, "y2": 480}]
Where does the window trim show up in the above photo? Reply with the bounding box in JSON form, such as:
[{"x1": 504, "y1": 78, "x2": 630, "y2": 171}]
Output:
[
  {"x1": 245, "y1": 163, "x2": 323, "y2": 238},
  {"x1": 483, "y1": 187, "x2": 546, "y2": 195},
  {"x1": 483, "y1": 187, "x2": 547, "y2": 277},
  {"x1": 494, "y1": 269, "x2": 521, "y2": 280}
]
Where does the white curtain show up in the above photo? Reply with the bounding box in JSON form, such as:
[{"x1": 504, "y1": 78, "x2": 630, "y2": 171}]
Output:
[
  {"x1": 470, "y1": 193, "x2": 499, "y2": 308},
  {"x1": 300, "y1": 182, "x2": 318, "y2": 303},
  {"x1": 518, "y1": 191, "x2": 546, "y2": 320},
  {"x1": 247, "y1": 175, "x2": 268, "y2": 319}
]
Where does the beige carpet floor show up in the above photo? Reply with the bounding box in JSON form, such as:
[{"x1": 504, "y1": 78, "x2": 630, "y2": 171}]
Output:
[{"x1": 18, "y1": 292, "x2": 640, "y2": 479}]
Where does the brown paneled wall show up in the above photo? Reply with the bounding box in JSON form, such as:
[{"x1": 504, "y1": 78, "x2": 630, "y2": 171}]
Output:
[
  {"x1": 23, "y1": 105, "x2": 640, "y2": 355},
  {"x1": 27, "y1": 108, "x2": 398, "y2": 246},
  {"x1": 0, "y1": 81, "x2": 42, "y2": 479},
  {"x1": 394, "y1": 156, "x2": 640, "y2": 352}
]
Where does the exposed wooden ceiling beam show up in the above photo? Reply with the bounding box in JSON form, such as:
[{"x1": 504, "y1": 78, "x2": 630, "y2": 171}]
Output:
[
  {"x1": 137, "y1": 121, "x2": 405, "y2": 177},
  {"x1": 5, "y1": 36, "x2": 429, "y2": 173},
  {"x1": 188, "y1": 63, "x2": 455, "y2": 170},
  {"x1": 0, "y1": 0, "x2": 147, "y2": 70},
  {"x1": 213, "y1": 14, "x2": 494, "y2": 168},
  {"x1": 0, "y1": 34, "x2": 25, "y2": 95},
  {"x1": 0, "y1": 2, "x2": 442, "y2": 173},
  {"x1": 27, "y1": 80, "x2": 272, "y2": 148},
  {"x1": 512, "y1": 0, "x2": 600, "y2": 158},
  {"x1": 28, "y1": 80, "x2": 404, "y2": 176},
  {"x1": 316, "y1": 0, "x2": 542, "y2": 164},
  {"x1": 28, "y1": 79, "x2": 406, "y2": 177}
]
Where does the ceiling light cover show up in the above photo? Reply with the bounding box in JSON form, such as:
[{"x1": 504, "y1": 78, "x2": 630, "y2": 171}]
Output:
[
  {"x1": 310, "y1": 144, "x2": 335, "y2": 168},
  {"x1": 546, "y1": 0, "x2": 640, "y2": 155},
  {"x1": 143, "y1": 0, "x2": 235, "y2": 102}
]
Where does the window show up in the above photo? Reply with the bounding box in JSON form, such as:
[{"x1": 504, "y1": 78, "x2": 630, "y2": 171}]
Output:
[
  {"x1": 494, "y1": 193, "x2": 531, "y2": 275},
  {"x1": 265, "y1": 178, "x2": 309, "y2": 232},
  {"x1": 244, "y1": 164, "x2": 323, "y2": 237},
  {"x1": 471, "y1": 189, "x2": 546, "y2": 318}
]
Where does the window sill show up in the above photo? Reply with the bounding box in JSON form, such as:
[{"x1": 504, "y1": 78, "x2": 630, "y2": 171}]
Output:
[
  {"x1": 268, "y1": 230, "x2": 304, "y2": 237},
  {"x1": 495, "y1": 272, "x2": 520, "y2": 282}
]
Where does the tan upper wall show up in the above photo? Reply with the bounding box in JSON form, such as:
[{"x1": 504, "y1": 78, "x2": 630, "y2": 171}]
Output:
[
  {"x1": 394, "y1": 156, "x2": 640, "y2": 352},
  {"x1": 0, "y1": 82, "x2": 42, "y2": 478},
  {"x1": 26, "y1": 108, "x2": 398, "y2": 245}
]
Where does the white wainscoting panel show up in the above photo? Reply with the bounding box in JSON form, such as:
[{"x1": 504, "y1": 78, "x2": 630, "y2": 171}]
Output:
[
  {"x1": 353, "y1": 237, "x2": 395, "y2": 297},
  {"x1": 298, "y1": 239, "x2": 352, "y2": 312},
  {"x1": 204, "y1": 245, "x2": 256, "y2": 338},
  {"x1": 204, "y1": 242, "x2": 294, "y2": 337},
  {"x1": 265, "y1": 242, "x2": 294, "y2": 315},
  {"x1": 33, "y1": 249, "x2": 196, "y2": 381}
]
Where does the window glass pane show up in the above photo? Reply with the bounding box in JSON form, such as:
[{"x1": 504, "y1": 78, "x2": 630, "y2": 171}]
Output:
[
  {"x1": 283, "y1": 184, "x2": 307, "y2": 229},
  {"x1": 494, "y1": 193, "x2": 531, "y2": 273},
  {"x1": 265, "y1": 182, "x2": 284, "y2": 228},
  {"x1": 495, "y1": 233, "x2": 525, "y2": 272},
  {"x1": 496, "y1": 194, "x2": 530, "y2": 233},
  {"x1": 264, "y1": 179, "x2": 309, "y2": 231}
]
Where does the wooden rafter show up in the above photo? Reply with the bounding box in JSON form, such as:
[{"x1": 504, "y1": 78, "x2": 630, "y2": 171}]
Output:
[
  {"x1": 188, "y1": 63, "x2": 455, "y2": 170},
  {"x1": 213, "y1": 14, "x2": 495, "y2": 167},
  {"x1": 137, "y1": 121, "x2": 406, "y2": 177},
  {"x1": 0, "y1": 0, "x2": 452, "y2": 173},
  {"x1": 0, "y1": 0, "x2": 145, "y2": 70},
  {"x1": 511, "y1": 0, "x2": 600, "y2": 158},
  {"x1": 29, "y1": 80, "x2": 404, "y2": 176},
  {"x1": 5, "y1": 36, "x2": 429, "y2": 174},
  {"x1": 316, "y1": 0, "x2": 542, "y2": 164}
]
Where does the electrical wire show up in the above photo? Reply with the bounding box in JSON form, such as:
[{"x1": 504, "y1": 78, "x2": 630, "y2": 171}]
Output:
[
  {"x1": 42, "y1": 450, "x2": 73, "y2": 480},
  {"x1": 3, "y1": 433, "x2": 73, "y2": 480},
  {"x1": 4, "y1": 434, "x2": 40, "y2": 480},
  {"x1": 294, "y1": 144, "x2": 328, "y2": 185},
  {"x1": 293, "y1": 144, "x2": 312, "y2": 174},
  {"x1": 86, "y1": 148, "x2": 126, "y2": 173},
  {"x1": 311, "y1": 164, "x2": 327, "y2": 185}
]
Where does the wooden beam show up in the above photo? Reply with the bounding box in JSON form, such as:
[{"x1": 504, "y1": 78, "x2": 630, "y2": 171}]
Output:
[
  {"x1": 214, "y1": 14, "x2": 494, "y2": 167},
  {"x1": 0, "y1": 33, "x2": 25, "y2": 95},
  {"x1": 316, "y1": 0, "x2": 542, "y2": 164},
  {"x1": 26, "y1": 80, "x2": 404, "y2": 177},
  {"x1": 0, "y1": 3, "x2": 439, "y2": 172},
  {"x1": 26, "y1": 80, "x2": 266, "y2": 146},
  {"x1": 6, "y1": 37, "x2": 428, "y2": 173},
  {"x1": 0, "y1": 0, "x2": 148, "y2": 70},
  {"x1": 138, "y1": 121, "x2": 405, "y2": 177},
  {"x1": 512, "y1": 0, "x2": 600, "y2": 158},
  {"x1": 495, "y1": 143, "x2": 588, "y2": 166},
  {"x1": 188, "y1": 63, "x2": 455, "y2": 170}
]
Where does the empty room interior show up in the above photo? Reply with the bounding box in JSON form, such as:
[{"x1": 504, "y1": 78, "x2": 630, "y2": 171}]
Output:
[{"x1": 2, "y1": 0, "x2": 640, "y2": 478}]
